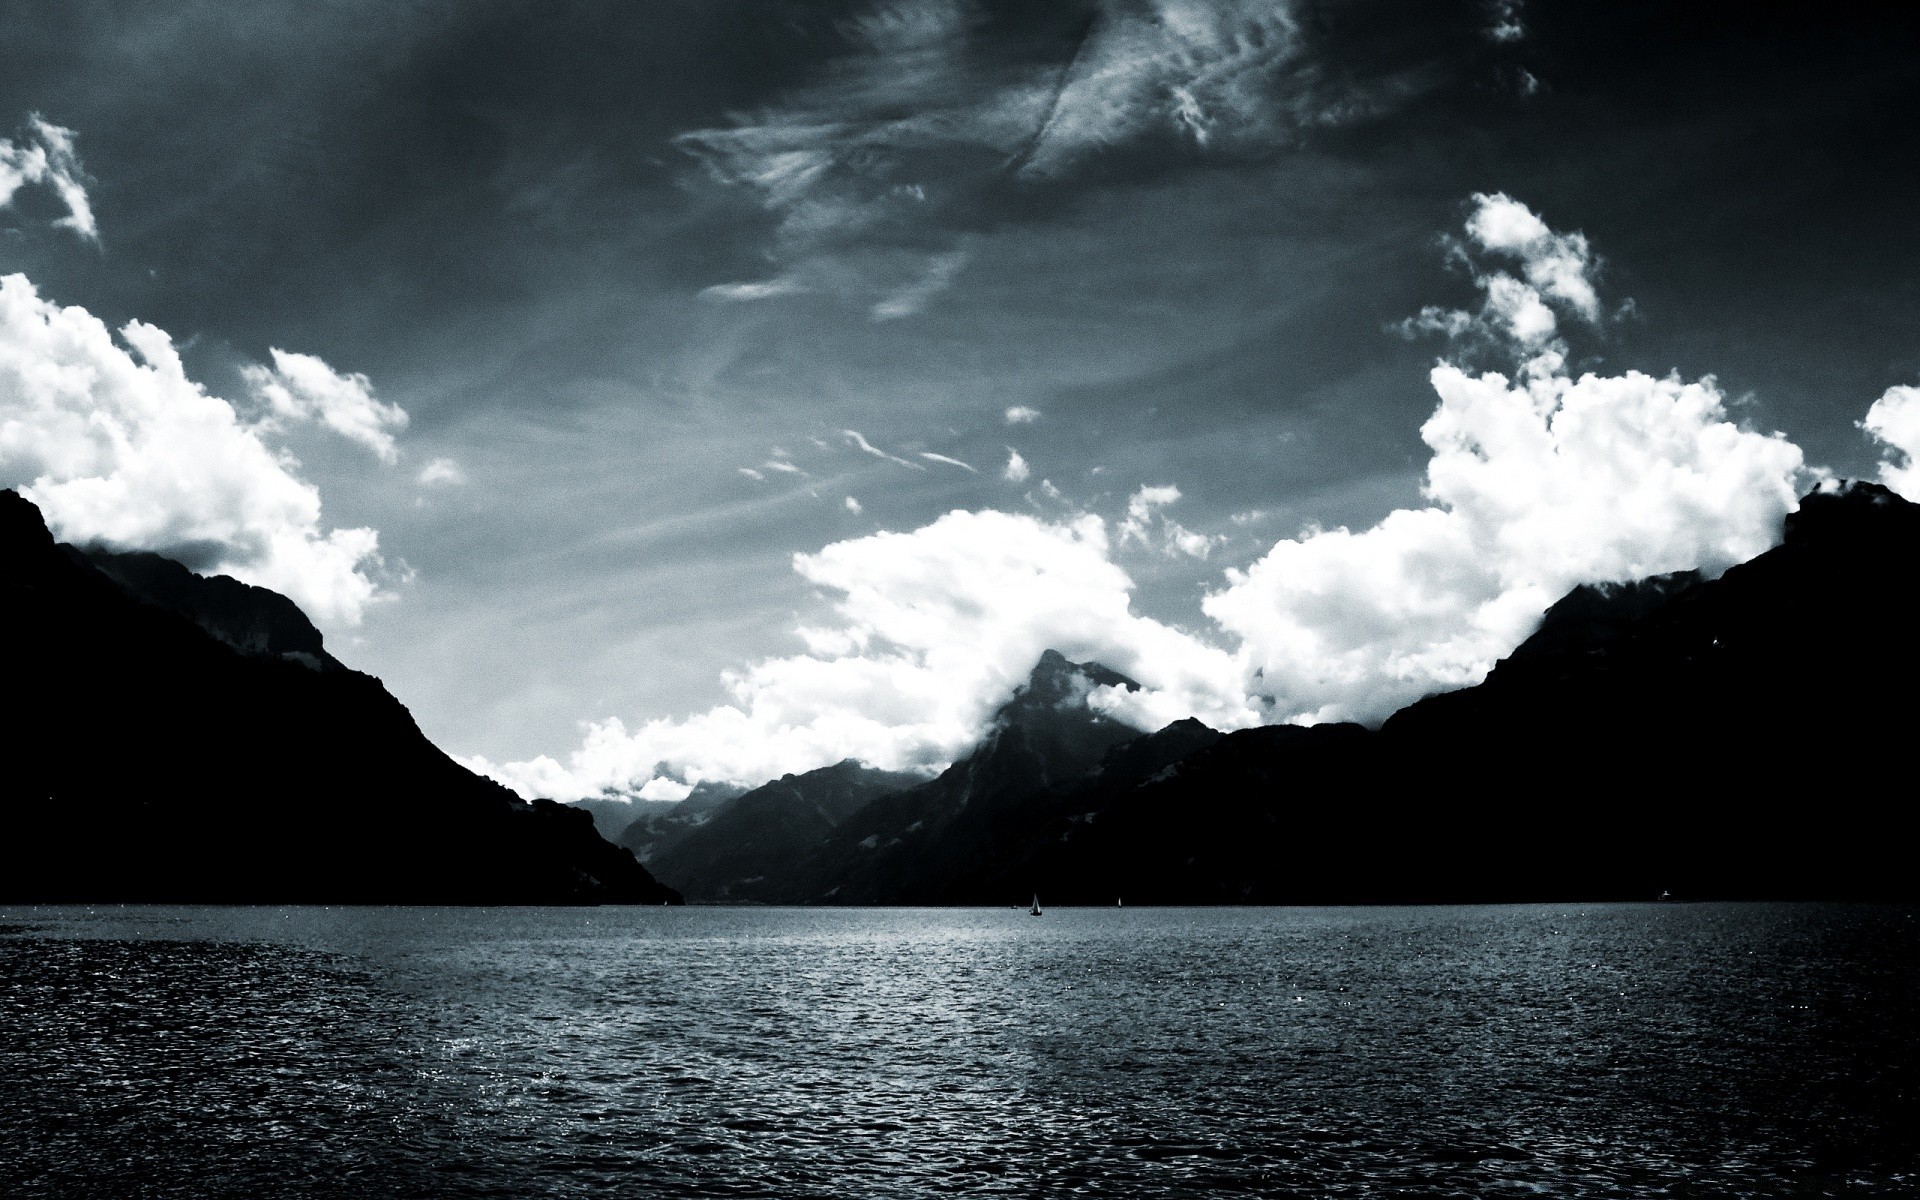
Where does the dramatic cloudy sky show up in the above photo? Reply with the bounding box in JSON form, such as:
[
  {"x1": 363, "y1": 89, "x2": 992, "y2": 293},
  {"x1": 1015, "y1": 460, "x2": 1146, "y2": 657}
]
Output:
[{"x1": 4, "y1": 1, "x2": 1917, "y2": 800}]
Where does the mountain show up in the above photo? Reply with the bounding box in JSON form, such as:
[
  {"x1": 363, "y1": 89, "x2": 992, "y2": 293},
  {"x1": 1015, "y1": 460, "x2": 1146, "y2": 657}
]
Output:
[
  {"x1": 695, "y1": 651, "x2": 1149, "y2": 904},
  {"x1": 614, "y1": 781, "x2": 751, "y2": 861},
  {"x1": 568, "y1": 782, "x2": 748, "y2": 845},
  {"x1": 963, "y1": 481, "x2": 1920, "y2": 903},
  {"x1": 567, "y1": 796, "x2": 658, "y2": 842},
  {"x1": 71, "y1": 544, "x2": 341, "y2": 667},
  {"x1": 643, "y1": 760, "x2": 924, "y2": 902},
  {"x1": 0, "y1": 490, "x2": 679, "y2": 905}
]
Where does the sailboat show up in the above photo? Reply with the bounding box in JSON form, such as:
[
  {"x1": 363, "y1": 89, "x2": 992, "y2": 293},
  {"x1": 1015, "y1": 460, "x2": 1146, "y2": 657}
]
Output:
[{"x1": 1029, "y1": 895, "x2": 1043, "y2": 917}]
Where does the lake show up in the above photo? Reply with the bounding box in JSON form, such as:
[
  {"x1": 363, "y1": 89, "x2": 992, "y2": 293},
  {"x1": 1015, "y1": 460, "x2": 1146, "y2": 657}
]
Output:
[{"x1": 2, "y1": 904, "x2": 1915, "y2": 1197}]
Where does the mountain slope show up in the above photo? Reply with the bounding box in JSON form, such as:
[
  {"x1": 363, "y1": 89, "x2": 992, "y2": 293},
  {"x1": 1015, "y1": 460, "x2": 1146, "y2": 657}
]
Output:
[
  {"x1": 0, "y1": 490, "x2": 679, "y2": 905},
  {"x1": 645, "y1": 760, "x2": 924, "y2": 902},
  {"x1": 777, "y1": 651, "x2": 1150, "y2": 904},
  {"x1": 965, "y1": 482, "x2": 1919, "y2": 903}
]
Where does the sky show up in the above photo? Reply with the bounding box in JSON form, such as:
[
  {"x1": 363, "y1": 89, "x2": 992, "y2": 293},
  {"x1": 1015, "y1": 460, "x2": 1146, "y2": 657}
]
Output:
[{"x1": 3, "y1": 1, "x2": 1918, "y2": 801}]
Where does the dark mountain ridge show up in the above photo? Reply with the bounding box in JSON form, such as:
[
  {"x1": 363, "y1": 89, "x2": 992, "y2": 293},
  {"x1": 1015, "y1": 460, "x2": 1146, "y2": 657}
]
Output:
[
  {"x1": 643, "y1": 482, "x2": 1917, "y2": 906},
  {"x1": 643, "y1": 760, "x2": 926, "y2": 902},
  {"x1": 0, "y1": 489, "x2": 679, "y2": 904},
  {"x1": 964, "y1": 481, "x2": 1919, "y2": 904}
]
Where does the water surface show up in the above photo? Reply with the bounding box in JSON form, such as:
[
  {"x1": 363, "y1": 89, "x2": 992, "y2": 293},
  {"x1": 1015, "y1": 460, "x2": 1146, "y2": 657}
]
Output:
[{"x1": 2, "y1": 904, "x2": 1914, "y2": 1197}]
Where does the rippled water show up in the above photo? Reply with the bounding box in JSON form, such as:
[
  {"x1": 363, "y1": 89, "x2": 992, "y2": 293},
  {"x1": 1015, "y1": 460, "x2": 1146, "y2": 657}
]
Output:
[{"x1": 2, "y1": 904, "x2": 1915, "y2": 1198}]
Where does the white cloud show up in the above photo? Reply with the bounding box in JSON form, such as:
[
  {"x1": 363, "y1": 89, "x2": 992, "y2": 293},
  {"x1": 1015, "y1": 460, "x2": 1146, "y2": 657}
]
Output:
[
  {"x1": 1862, "y1": 384, "x2": 1920, "y2": 501},
  {"x1": 844, "y1": 495, "x2": 863, "y2": 514},
  {"x1": 763, "y1": 459, "x2": 806, "y2": 476},
  {"x1": 1403, "y1": 192, "x2": 1602, "y2": 358},
  {"x1": 472, "y1": 507, "x2": 1260, "y2": 800},
  {"x1": 919, "y1": 451, "x2": 977, "y2": 473},
  {"x1": 1206, "y1": 363, "x2": 1806, "y2": 726},
  {"x1": 1207, "y1": 198, "x2": 1807, "y2": 724},
  {"x1": 843, "y1": 428, "x2": 923, "y2": 470},
  {"x1": 416, "y1": 457, "x2": 466, "y2": 487},
  {"x1": 1003, "y1": 447, "x2": 1031, "y2": 483},
  {"x1": 1004, "y1": 405, "x2": 1041, "y2": 425},
  {"x1": 0, "y1": 273, "x2": 387, "y2": 622},
  {"x1": 1118, "y1": 484, "x2": 1225, "y2": 560},
  {"x1": 738, "y1": 466, "x2": 766, "y2": 482},
  {"x1": 477, "y1": 194, "x2": 1825, "y2": 809},
  {"x1": 0, "y1": 115, "x2": 98, "y2": 244},
  {"x1": 242, "y1": 348, "x2": 409, "y2": 463}
]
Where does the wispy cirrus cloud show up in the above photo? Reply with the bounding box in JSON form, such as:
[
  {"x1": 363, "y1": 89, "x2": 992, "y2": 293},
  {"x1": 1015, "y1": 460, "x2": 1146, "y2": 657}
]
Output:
[
  {"x1": 843, "y1": 428, "x2": 925, "y2": 470},
  {"x1": 919, "y1": 450, "x2": 977, "y2": 473},
  {"x1": 679, "y1": 0, "x2": 1425, "y2": 310}
]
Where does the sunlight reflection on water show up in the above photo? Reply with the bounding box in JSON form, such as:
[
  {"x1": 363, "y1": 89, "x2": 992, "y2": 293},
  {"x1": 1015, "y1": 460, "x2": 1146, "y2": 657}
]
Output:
[{"x1": 2, "y1": 903, "x2": 1915, "y2": 1198}]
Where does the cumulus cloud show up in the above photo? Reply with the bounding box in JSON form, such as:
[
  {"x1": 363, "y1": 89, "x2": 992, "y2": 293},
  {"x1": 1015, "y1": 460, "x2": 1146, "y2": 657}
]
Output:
[
  {"x1": 1004, "y1": 447, "x2": 1031, "y2": 482},
  {"x1": 0, "y1": 115, "x2": 98, "y2": 244},
  {"x1": 1207, "y1": 199, "x2": 1807, "y2": 725},
  {"x1": 1862, "y1": 384, "x2": 1920, "y2": 501},
  {"x1": 1402, "y1": 193, "x2": 1604, "y2": 361},
  {"x1": 0, "y1": 274, "x2": 387, "y2": 622},
  {"x1": 242, "y1": 348, "x2": 409, "y2": 463},
  {"x1": 472, "y1": 508, "x2": 1260, "y2": 801},
  {"x1": 1004, "y1": 405, "x2": 1041, "y2": 425},
  {"x1": 844, "y1": 495, "x2": 863, "y2": 514},
  {"x1": 483, "y1": 194, "x2": 1826, "y2": 804}
]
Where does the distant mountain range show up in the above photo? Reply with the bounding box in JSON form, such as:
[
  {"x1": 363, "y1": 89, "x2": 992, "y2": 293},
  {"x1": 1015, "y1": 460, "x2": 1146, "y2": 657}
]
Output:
[
  {"x1": 604, "y1": 482, "x2": 1917, "y2": 904},
  {"x1": 9, "y1": 481, "x2": 1914, "y2": 906},
  {"x1": 0, "y1": 490, "x2": 679, "y2": 905}
]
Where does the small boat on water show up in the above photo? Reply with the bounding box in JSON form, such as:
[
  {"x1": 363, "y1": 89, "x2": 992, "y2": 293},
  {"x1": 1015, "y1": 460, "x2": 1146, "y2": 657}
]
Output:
[{"x1": 1029, "y1": 895, "x2": 1043, "y2": 917}]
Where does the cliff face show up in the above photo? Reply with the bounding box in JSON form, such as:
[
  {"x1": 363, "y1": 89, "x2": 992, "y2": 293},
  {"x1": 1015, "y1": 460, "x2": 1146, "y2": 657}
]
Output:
[{"x1": 0, "y1": 490, "x2": 679, "y2": 905}]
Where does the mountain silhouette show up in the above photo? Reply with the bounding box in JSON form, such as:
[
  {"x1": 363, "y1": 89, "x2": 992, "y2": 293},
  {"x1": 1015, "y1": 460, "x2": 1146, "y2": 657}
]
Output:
[
  {"x1": 0, "y1": 489, "x2": 679, "y2": 905},
  {"x1": 964, "y1": 481, "x2": 1920, "y2": 903},
  {"x1": 638, "y1": 651, "x2": 1149, "y2": 903},
  {"x1": 651, "y1": 482, "x2": 1918, "y2": 905},
  {"x1": 642, "y1": 760, "x2": 925, "y2": 902}
]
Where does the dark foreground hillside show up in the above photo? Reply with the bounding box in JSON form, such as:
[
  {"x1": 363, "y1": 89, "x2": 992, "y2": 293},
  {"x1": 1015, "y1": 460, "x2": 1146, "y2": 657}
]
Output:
[{"x1": 0, "y1": 490, "x2": 678, "y2": 904}]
